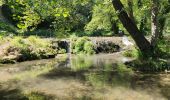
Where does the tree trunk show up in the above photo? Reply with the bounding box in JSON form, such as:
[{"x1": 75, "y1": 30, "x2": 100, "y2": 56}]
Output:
[
  {"x1": 112, "y1": 21, "x2": 119, "y2": 35},
  {"x1": 127, "y1": 0, "x2": 135, "y2": 23},
  {"x1": 151, "y1": 0, "x2": 159, "y2": 47},
  {"x1": 111, "y1": 0, "x2": 152, "y2": 53}
]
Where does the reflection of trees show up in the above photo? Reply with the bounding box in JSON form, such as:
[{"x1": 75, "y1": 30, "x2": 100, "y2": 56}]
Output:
[
  {"x1": 70, "y1": 55, "x2": 93, "y2": 71},
  {"x1": 0, "y1": 88, "x2": 26, "y2": 100},
  {"x1": 85, "y1": 63, "x2": 134, "y2": 87},
  {"x1": 41, "y1": 55, "x2": 135, "y2": 88}
]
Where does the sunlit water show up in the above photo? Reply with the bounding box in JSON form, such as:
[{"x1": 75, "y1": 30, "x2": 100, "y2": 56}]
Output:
[{"x1": 0, "y1": 53, "x2": 169, "y2": 100}]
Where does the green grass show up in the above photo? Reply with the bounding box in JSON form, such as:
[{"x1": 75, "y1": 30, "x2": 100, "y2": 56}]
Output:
[{"x1": 123, "y1": 47, "x2": 142, "y2": 58}]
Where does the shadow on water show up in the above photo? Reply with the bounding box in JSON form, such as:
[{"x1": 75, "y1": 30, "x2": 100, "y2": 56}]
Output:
[
  {"x1": 0, "y1": 54, "x2": 169, "y2": 100},
  {"x1": 132, "y1": 72, "x2": 170, "y2": 99},
  {"x1": 0, "y1": 82, "x2": 55, "y2": 100},
  {"x1": 0, "y1": 89, "x2": 26, "y2": 100}
]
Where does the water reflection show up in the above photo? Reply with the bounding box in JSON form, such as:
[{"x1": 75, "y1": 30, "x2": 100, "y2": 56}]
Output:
[{"x1": 0, "y1": 54, "x2": 169, "y2": 100}]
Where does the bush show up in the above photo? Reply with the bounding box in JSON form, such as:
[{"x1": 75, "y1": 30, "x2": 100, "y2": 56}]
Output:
[
  {"x1": 1, "y1": 36, "x2": 57, "y2": 63},
  {"x1": 155, "y1": 37, "x2": 170, "y2": 58},
  {"x1": 72, "y1": 37, "x2": 95, "y2": 54},
  {"x1": 0, "y1": 21, "x2": 17, "y2": 34},
  {"x1": 123, "y1": 47, "x2": 143, "y2": 58},
  {"x1": 58, "y1": 49, "x2": 66, "y2": 54},
  {"x1": 10, "y1": 37, "x2": 29, "y2": 50},
  {"x1": 84, "y1": 41, "x2": 95, "y2": 54},
  {"x1": 126, "y1": 59, "x2": 169, "y2": 72}
]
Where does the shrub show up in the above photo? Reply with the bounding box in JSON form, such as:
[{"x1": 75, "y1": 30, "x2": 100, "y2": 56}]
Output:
[
  {"x1": 11, "y1": 36, "x2": 28, "y2": 49},
  {"x1": 123, "y1": 47, "x2": 143, "y2": 58},
  {"x1": 27, "y1": 36, "x2": 50, "y2": 48},
  {"x1": 72, "y1": 37, "x2": 95, "y2": 54},
  {"x1": 58, "y1": 49, "x2": 66, "y2": 54},
  {"x1": 1, "y1": 36, "x2": 57, "y2": 63},
  {"x1": 0, "y1": 21, "x2": 17, "y2": 34},
  {"x1": 155, "y1": 37, "x2": 170, "y2": 58},
  {"x1": 126, "y1": 59, "x2": 169, "y2": 72},
  {"x1": 84, "y1": 41, "x2": 95, "y2": 54}
]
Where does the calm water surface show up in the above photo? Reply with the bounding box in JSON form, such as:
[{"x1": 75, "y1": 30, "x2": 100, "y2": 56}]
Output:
[{"x1": 0, "y1": 53, "x2": 169, "y2": 100}]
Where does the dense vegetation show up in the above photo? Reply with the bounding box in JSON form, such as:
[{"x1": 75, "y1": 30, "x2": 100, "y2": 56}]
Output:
[
  {"x1": 0, "y1": 36, "x2": 57, "y2": 63},
  {"x1": 0, "y1": 0, "x2": 169, "y2": 37}
]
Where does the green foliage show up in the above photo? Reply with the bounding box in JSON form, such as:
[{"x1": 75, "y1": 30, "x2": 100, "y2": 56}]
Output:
[
  {"x1": 84, "y1": 41, "x2": 95, "y2": 54},
  {"x1": 0, "y1": 0, "x2": 169, "y2": 38},
  {"x1": 71, "y1": 55, "x2": 93, "y2": 71},
  {"x1": 24, "y1": 29, "x2": 54, "y2": 37},
  {"x1": 72, "y1": 37, "x2": 95, "y2": 54},
  {"x1": 1, "y1": 36, "x2": 57, "y2": 62},
  {"x1": 127, "y1": 58, "x2": 168, "y2": 72},
  {"x1": 3, "y1": 0, "x2": 93, "y2": 35},
  {"x1": 58, "y1": 49, "x2": 66, "y2": 54},
  {"x1": 11, "y1": 36, "x2": 28, "y2": 48},
  {"x1": 27, "y1": 36, "x2": 49, "y2": 48},
  {"x1": 85, "y1": 63, "x2": 134, "y2": 87},
  {"x1": 85, "y1": 1, "x2": 118, "y2": 36},
  {"x1": 123, "y1": 48, "x2": 142, "y2": 58},
  {"x1": 155, "y1": 36, "x2": 170, "y2": 58},
  {"x1": 0, "y1": 21, "x2": 17, "y2": 34},
  {"x1": 5, "y1": 0, "x2": 71, "y2": 31}
]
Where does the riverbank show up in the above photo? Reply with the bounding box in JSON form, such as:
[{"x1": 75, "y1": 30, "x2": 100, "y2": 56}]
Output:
[
  {"x1": 0, "y1": 36, "x2": 127, "y2": 64},
  {"x1": 0, "y1": 36, "x2": 57, "y2": 64},
  {"x1": 0, "y1": 35, "x2": 169, "y2": 72}
]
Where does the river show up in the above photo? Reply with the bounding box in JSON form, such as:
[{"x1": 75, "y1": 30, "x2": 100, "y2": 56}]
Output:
[{"x1": 0, "y1": 53, "x2": 169, "y2": 100}]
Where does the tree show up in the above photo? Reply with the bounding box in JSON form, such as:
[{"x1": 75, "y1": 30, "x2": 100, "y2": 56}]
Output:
[
  {"x1": 127, "y1": 0, "x2": 135, "y2": 23},
  {"x1": 158, "y1": 0, "x2": 170, "y2": 38},
  {"x1": 151, "y1": 0, "x2": 170, "y2": 47},
  {"x1": 111, "y1": 0, "x2": 152, "y2": 53},
  {"x1": 151, "y1": 0, "x2": 159, "y2": 47}
]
